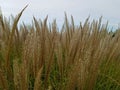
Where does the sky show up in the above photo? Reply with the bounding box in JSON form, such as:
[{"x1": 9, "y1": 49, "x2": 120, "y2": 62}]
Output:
[{"x1": 0, "y1": 0, "x2": 120, "y2": 30}]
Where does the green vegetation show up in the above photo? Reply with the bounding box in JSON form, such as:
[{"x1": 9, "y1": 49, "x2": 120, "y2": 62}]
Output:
[{"x1": 0, "y1": 7, "x2": 120, "y2": 90}]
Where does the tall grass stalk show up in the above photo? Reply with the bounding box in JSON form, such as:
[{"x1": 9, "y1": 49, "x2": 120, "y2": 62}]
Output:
[{"x1": 0, "y1": 7, "x2": 120, "y2": 90}]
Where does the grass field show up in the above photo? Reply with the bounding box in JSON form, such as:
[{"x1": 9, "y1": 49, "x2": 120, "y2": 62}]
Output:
[{"x1": 0, "y1": 7, "x2": 120, "y2": 90}]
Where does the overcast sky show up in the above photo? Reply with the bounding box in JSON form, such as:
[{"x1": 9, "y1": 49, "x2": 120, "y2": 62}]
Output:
[{"x1": 0, "y1": 0, "x2": 120, "y2": 30}]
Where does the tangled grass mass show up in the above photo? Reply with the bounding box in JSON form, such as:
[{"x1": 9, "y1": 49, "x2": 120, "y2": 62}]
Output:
[{"x1": 0, "y1": 6, "x2": 120, "y2": 90}]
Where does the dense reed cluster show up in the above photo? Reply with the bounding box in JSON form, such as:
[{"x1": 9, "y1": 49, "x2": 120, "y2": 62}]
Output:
[{"x1": 0, "y1": 7, "x2": 120, "y2": 90}]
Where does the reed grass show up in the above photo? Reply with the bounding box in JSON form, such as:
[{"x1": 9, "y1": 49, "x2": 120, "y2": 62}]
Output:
[{"x1": 0, "y1": 7, "x2": 120, "y2": 90}]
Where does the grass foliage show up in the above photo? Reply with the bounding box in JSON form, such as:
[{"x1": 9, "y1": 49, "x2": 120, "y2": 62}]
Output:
[{"x1": 0, "y1": 7, "x2": 120, "y2": 90}]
